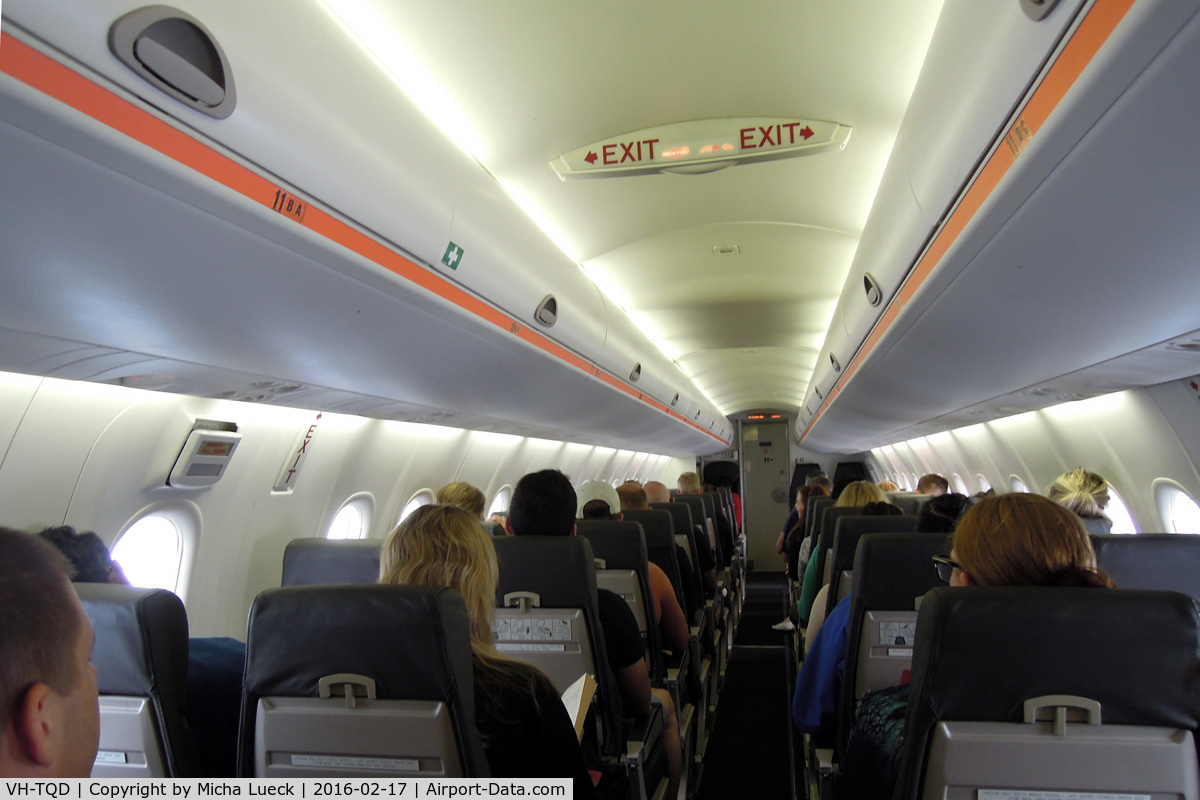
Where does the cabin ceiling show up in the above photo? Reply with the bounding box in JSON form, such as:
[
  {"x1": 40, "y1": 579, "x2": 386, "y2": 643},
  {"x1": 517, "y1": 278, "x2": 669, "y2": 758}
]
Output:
[{"x1": 323, "y1": 0, "x2": 947, "y2": 419}]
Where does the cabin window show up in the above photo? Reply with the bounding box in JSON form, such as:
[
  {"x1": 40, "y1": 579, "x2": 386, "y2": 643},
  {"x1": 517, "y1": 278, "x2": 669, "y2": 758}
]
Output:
[
  {"x1": 488, "y1": 485, "x2": 512, "y2": 519},
  {"x1": 1154, "y1": 481, "x2": 1200, "y2": 534},
  {"x1": 111, "y1": 515, "x2": 183, "y2": 593},
  {"x1": 398, "y1": 489, "x2": 436, "y2": 525},
  {"x1": 1010, "y1": 476, "x2": 1030, "y2": 493},
  {"x1": 1104, "y1": 486, "x2": 1138, "y2": 535},
  {"x1": 951, "y1": 474, "x2": 968, "y2": 495},
  {"x1": 976, "y1": 474, "x2": 992, "y2": 493},
  {"x1": 328, "y1": 494, "x2": 373, "y2": 540}
]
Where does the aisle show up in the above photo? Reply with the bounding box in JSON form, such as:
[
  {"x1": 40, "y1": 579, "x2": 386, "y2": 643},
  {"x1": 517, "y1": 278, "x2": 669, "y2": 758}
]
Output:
[{"x1": 694, "y1": 571, "x2": 797, "y2": 799}]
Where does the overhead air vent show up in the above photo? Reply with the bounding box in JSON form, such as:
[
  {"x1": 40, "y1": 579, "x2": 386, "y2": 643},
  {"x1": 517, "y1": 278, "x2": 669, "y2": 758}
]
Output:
[
  {"x1": 712, "y1": 245, "x2": 741, "y2": 256},
  {"x1": 110, "y1": 7, "x2": 236, "y2": 119},
  {"x1": 534, "y1": 295, "x2": 558, "y2": 327},
  {"x1": 829, "y1": 353, "x2": 841, "y2": 373},
  {"x1": 863, "y1": 274, "x2": 883, "y2": 307},
  {"x1": 671, "y1": 393, "x2": 680, "y2": 407},
  {"x1": 629, "y1": 363, "x2": 642, "y2": 382}
]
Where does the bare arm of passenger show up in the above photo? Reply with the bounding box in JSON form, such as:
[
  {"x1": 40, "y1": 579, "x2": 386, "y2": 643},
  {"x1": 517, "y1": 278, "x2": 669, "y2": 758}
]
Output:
[{"x1": 615, "y1": 658, "x2": 652, "y2": 717}]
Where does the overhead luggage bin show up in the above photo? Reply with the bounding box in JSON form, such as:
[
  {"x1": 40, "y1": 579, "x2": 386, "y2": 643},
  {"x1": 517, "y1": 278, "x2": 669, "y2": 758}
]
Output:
[{"x1": 0, "y1": 1, "x2": 730, "y2": 454}]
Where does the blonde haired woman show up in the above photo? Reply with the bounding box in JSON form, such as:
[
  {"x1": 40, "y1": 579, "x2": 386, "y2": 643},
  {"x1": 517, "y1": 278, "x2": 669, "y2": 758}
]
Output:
[
  {"x1": 1046, "y1": 467, "x2": 1112, "y2": 534},
  {"x1": 835, "y1": 480, "x2": 888, "y2": 507},
  {"x1": 380, "y1": 505, "x2": 597, "y2": 795},
  {"x1": 435, "y1": 481, "x2": 487, "y2": 520}
]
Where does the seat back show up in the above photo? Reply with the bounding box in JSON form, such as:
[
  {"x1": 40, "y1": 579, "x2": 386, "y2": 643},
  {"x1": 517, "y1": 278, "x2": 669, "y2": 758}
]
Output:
[
  {"x1": 281, "y1": 538, "x2": 382, "y2": 586},
  {"x1": 491, "y1": 535, "x2": 622, "y2": 757},
  {"x1": 623, "y1": 509, "x2": 687, "y2": 610},
  {"x1": 839, "y1": 532, "x2": 946, "y2": 760},
  {"x1": 887, "y1": 492, "x2": 928, "y2": 516},
  {"x1": 240, "y1": 584, "x2": 487, "y2": 778},
  {"x1": 1091, "y1": 533, "x2": 1200, "y2": 599},
  {"x1": 650, "y1": 503, "x2": 705, "y2": 617},
  {"x1": 675, "y1": 495, "x2": 719, "y2": 566},
  {"x1": 827, "y1": 515, "x2": 918, "y2": 604},
  {"x1": 704, "y1": 491, "x2": 735, "y2": 568},
  {"x1": 78, "y1": 584, "x2": 200, "y2": 778},
  {"x1": 577, "y1": 519, "x2": 665, "y2": 681},
  {"x1": 814, "y1": 506, "x2": 863, "y2": 587},
  {"x1": 806, "y1": 496, "x2": 834, "y2": 543},
  {"x1": 895, "y1": 586, "x2": 1200, "y2": 800}
]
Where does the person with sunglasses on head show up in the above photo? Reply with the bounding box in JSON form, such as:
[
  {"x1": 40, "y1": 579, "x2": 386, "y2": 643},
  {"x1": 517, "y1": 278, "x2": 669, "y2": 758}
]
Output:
[{"x1": 839, "y1": 493, "x2": 1112, "y2": 800}]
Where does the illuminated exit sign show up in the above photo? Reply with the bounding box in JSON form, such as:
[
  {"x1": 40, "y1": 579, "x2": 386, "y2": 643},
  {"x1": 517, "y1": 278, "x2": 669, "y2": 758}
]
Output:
[{"x1": 551, "y1": 117, "x2": 851, "y2": 179}]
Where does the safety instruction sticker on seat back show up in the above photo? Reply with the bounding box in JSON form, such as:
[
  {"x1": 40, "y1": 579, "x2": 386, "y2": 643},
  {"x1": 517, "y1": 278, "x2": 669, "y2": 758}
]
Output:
[{"x1": 494, "y1": 617, "x2": 573, "y2": 648}]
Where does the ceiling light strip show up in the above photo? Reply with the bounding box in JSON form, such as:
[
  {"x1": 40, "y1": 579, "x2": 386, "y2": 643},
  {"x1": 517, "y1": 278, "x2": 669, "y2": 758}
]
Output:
[
  {"x1": 0, "y1": 32, "x2": 727, "y2": 446},
  {"x1": 799, "y1": 0, "x2": 1136, "y2": 444}
]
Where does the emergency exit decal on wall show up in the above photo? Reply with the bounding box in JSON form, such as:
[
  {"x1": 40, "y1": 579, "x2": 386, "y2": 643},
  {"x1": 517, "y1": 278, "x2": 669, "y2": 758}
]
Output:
[{"x1": 273, "y1": 413, "x2": 322, "y2": 493}]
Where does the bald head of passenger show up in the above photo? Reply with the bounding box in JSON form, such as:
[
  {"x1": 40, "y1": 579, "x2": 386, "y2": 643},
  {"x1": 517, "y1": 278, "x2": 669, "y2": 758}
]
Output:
[
  {"x1": 643, "y1": 481, "x2": 671, "y2": 505},
  {"x1": 0, "y1": 528, "x2": 100, "y2": 778},
  {"x1": 617, "y1": 482, "x2": 649, "y2": 511}
]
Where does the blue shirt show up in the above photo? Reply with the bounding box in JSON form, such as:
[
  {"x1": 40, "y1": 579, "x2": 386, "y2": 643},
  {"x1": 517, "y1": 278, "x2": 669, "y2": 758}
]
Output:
[{"x1": 792, "y1": 595, "x2": 851, "y2": 736}]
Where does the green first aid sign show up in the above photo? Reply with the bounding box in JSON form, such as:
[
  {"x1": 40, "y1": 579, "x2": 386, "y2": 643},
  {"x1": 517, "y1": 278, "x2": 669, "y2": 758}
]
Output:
[{"x1": 442, "y1": 242, "x2": 464, "y2": 270}]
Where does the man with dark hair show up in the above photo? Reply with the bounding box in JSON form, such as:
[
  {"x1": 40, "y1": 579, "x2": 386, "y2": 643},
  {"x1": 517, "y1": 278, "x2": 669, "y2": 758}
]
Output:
[
  {"x1": 0, "y1": 528, "x2": 99, "y2": 777},
  {"x1": 507, "y1": 469, "x2": 578, "y2": 537},
  {"x1": 916, "y1": 473, "x2": 950, "y2": 496},
  {"x1": 508, "y1": 471, "x2": 682, "y2": 799},
  {"x1": 36, "y1": 527, "x2": 126, "y2": 585},
  {"x1": 616, "y1": 482, "x2": 649, "y2": 512}
]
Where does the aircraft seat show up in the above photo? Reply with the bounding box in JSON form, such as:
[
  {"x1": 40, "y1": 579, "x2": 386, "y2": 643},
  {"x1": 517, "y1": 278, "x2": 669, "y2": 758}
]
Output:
[
  {"x1": 826, "y1": 515, "x2": 918, "y2": 605},
  {"x1": 576, "y1": 520, "x2": 664, "y2": 680},
  {"x1": 838, "y1": 532, "x2": 946, "y2": 763},
  {"x1": 77, "y1": 583, "x2": 201, "y2": 778},
  {"x1": 239, "y1": 584, "x2": 488, "y2": 778},
  {"x1": 894, "y1": 586, "x2": 1200, "y2": 800},
  {"x1": 1091, "y1": 533, "x2": 1200, "y2": 599},
  {"x1": 886, "y1": 492, "x2": 928, "y2": 516},
  {"x1": 280, "y1": 537, "x2": 381, "y2": 586},
  {"x1": 492, "y1": 535, "x2": 666, "y2": 799}
]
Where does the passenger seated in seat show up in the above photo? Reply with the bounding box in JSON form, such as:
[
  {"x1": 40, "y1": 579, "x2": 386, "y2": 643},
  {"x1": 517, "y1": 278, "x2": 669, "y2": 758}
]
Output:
[
  {"x1": 0, "y1": 528, "x2": 99, "y2": 778},
  {"x1": 915, "y1": 493, "x2": 972, "y2": 533},
  {"x1": 793, "y1": 490, "x2": 961, "y2": 737},
  {"x1": 915, "y1": 473, "x2": 950, "y2": 496},
  {"x1": 771, "y1": 484, "x2": 831, "y2": 632},
  {"x1": 795, "y1": 481, "x2": 888, "y2": 625},
  {"x1": 509, "y1": 470, "x2": 681, "y2": 800},
  {"x1": 436, "y1": 481, "x2": 487, "y2": 520},
  {"x1": 800, "y1": 501, "x2": 904, "y2": 649},
  {"x1": 676, "y1": 472, "x2": 703, "y2": 495},
  {"x1": 643, "y1": 481, "x2": 718, "y2": 592},
  {"x1": 838, "y1": 493, "x2": 1113, "y2": 800},
  {"x1": 37, "y1": 526, "x2": 244, "y2": 778},
  {"x1": 379, "y1": 504, "x2": 598, "y2": 796},
  {"x1": 1047, "y1": 467, "x2": 1113, "y2": 534},
  {"x1": 577, "y1": 480, "x2": 690, "y2": 654},
  {"x1": 876, "y1": 480, "x2": 899, "y2": 492}
]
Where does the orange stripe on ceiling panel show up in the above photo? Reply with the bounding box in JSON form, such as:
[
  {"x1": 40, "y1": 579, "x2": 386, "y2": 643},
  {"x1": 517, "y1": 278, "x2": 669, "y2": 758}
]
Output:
[
  {"x1": 800, "y1": 0, "x2": 1136, "y2": 443},
  {"x1": 0, "y1": 34, "x2": 728, "y2": 446}
]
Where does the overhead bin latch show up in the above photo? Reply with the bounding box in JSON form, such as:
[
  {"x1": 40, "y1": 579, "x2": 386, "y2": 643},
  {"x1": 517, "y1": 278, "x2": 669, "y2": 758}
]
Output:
[{"x1": 110, "y1": 6, "x2": 237, "y2": 119}]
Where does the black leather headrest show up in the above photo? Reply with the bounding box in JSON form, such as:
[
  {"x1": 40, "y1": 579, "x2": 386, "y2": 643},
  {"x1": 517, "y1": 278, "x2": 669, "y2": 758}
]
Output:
[
  {"x1": 241, "y1": 584, "x2": 485, "y2": 776},
  {"x1": 576, "y1": 520, "x2": 649, "y2": 572},
  {"x1": 895, "y1": 586, "x2": 1200, "y2": 800},
  {"x1": 831, "y1": 515, "x2": 919, "y2": 575},
  {"x1": 850, "y1": 532, "x2": 949, "y2": 611},
  {"x1": 1092, "y1": 533, "x2": 1200, "y2": 599},
  {"x1": 280, "y1": 538, "x2": 382, "y2": 586},
  {"x1": 493, "y1": 535, "x2": 597, "y2": 609},
  {"x1": 651, "y1": 502, "x2": 693, "y2": 537},
  {"x1": 77, "y1": 583, "x2": 190, "y2": 696},
  {"x1": 75, "y1": 583, "x2": 199, "y2": 777}
]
